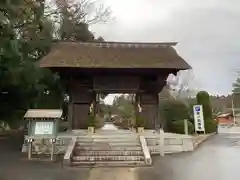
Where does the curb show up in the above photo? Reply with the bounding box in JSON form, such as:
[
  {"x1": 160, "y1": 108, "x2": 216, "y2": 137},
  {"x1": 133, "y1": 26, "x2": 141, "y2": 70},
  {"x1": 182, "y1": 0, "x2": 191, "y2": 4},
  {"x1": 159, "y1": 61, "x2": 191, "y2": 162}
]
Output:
[{"x1": 193, "y1": 133, "x2": 216, "y2": 149}]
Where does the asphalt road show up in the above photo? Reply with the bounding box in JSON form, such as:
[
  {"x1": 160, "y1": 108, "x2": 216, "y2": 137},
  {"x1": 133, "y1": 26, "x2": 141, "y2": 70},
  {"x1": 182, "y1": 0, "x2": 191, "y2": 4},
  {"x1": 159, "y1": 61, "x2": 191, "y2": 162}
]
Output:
[
  {"x1": 138, "y1": 134, "x2": 240, "y2": 180},
  {"x1": 1, "y1": 133, "x2": 240, "y2": 180}
]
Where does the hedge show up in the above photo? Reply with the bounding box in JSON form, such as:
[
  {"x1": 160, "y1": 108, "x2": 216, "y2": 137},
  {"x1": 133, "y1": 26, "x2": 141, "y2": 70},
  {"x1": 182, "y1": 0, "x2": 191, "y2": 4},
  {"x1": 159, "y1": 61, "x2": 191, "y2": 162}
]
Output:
[
  {"x1": 170, "y1": 120, "x2": 194, "y2": 134},
  {"x1": 196, "y1": 91, "x2": 212, "y2": 120},
  {"x1": 204, "y1": 119, "x2": 217, "y2": 133}
]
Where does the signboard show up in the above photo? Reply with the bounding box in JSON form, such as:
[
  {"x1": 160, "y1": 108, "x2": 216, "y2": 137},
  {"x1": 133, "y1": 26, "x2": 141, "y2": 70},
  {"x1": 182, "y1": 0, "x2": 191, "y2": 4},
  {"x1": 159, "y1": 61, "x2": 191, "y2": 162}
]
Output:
[
  {"x1": 193, "y1": 105, "x2": 205, "y2": 132},
  {"x1": 34, "y1": 122, "x2": 54, "y2": 135}
]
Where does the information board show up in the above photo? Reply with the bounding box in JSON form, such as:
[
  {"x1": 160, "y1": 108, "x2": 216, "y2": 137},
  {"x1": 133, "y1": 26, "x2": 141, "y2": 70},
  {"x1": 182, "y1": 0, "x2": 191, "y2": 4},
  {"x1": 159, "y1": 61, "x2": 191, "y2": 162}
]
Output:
[
  {"x1": 34, "y1": 122, "x2": 54, "y2": 135},
  {"x1": 193, "y1": 105, "x2": 205, "y2": 132}
]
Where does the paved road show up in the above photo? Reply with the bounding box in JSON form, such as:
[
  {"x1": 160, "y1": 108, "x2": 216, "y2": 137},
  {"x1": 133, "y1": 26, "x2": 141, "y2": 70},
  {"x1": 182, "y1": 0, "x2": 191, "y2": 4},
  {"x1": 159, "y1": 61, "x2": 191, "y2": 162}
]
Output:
[
  {"x1": 138, "y1": 134, "x2": 240, "y2": 180},
  {"x1": 218, "y1": 126, "x2": 240, "y2": 134},
  {"x1": 0, "y1": 133, "x2": 90, "y2": 180},
  {"x1": 101, "y1": 123, "x2": 118, "y2": 130},
  {"x1": 1, "y1": 133, "x2": 240, "y2": 180}
]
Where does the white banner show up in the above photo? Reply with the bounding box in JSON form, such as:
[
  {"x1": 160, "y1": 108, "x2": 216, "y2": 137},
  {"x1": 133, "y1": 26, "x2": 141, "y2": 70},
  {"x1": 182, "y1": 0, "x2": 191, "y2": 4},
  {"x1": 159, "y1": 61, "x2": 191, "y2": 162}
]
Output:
[
  {"x1": 34, "y1": 122, "x2": 54, "y2": 135},
  {"x1": 193, "y1": 105, "x2": 205, "y2": 132}
]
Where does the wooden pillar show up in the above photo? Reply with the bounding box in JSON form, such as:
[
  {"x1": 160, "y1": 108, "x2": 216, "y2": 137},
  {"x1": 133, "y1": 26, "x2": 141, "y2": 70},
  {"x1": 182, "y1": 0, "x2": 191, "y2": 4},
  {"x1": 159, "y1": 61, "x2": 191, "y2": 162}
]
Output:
[
  {"x1": 92, "y1": 92, "x2": 97, "y2": 116},
  {"x1": 69, "y1": 84, "x2": 94, "y2": 129},
  {"x1": 135, "y1": 93, "x2": 140, "y2": 130},
  {"x1": 68, "y1": 96, "x2": 73, "y2": 131},
  {"x1": 139, "y1": 93, "x2": 159, "y2": 129}
]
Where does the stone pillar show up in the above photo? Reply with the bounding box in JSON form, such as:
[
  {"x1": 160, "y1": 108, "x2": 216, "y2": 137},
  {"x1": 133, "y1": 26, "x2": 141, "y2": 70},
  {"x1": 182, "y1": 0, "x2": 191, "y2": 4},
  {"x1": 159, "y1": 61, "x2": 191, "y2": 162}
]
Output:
[
  {"x1": 184, "y1": 119, "x2": 189, "y2": 135},
  {"x1": 139, "y1": 93, "x2": 159, "y2": 129}
]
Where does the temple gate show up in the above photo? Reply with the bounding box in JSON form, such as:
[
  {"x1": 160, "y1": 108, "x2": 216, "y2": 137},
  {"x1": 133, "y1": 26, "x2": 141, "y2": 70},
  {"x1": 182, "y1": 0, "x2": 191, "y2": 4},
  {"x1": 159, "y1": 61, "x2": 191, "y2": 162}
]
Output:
[{"x1": 38, "y1": 41, "x2": 191, "y2": 130}]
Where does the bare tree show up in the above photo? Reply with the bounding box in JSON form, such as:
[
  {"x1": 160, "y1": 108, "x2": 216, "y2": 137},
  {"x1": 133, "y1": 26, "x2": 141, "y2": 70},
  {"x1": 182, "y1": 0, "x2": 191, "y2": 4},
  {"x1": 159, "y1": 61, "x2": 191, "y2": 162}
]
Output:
[
  {"x1": 51, "y1": 0, "x2": 111, "y2": 23},
  {"x1": 49, "y1": 0, "x2": 111, "y2": 40},
  {"x1": 167, "y1": 70, "x2": 198, "y2": 100}
]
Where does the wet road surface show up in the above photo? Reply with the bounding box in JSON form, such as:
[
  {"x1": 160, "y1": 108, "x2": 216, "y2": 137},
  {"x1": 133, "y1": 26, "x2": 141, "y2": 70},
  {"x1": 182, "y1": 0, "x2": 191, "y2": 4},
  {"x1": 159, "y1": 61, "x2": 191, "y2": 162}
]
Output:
[
  {"x1": 138, "y1": 134, "x2": 240, "y2": 180},
  {"x1": 0, "y1": 133, "x2": 90, "y2": 180},
  {"x1": 1, "y1": 133, "x2": 240, "y2": 180}
]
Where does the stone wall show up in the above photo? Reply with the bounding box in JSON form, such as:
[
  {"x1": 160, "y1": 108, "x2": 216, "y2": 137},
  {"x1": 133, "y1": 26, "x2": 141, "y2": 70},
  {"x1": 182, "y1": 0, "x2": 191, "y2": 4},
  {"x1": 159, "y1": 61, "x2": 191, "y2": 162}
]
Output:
[
  {"x1": 22, "y1": 137, "x2": 71, "y2": 155},
  {"x1": 22, "y1": 132, "x2": 198, "y2": 155}
]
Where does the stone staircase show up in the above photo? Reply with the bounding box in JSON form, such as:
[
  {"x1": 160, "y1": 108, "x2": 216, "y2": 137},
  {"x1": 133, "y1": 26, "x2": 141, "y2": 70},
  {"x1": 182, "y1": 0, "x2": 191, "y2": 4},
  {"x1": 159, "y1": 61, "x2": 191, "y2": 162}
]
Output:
[{"x1": 67, "y1": 133, "x2": 149, "y2": 167}]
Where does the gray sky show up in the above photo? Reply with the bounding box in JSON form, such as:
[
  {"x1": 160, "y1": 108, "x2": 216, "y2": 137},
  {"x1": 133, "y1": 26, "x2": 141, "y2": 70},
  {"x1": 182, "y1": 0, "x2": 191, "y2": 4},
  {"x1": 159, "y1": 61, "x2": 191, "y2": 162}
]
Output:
[{"x1": 91, "y1": 0, "x2": 240, "y2": 104}]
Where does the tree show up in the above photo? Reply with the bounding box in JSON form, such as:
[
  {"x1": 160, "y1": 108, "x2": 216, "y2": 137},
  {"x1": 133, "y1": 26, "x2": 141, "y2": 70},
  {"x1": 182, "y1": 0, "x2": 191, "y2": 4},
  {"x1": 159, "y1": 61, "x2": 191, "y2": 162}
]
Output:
[
  {"x1": 232, "y1": 71, "x2": 240, "y2": 109},
  {"x1": 196, "y1": 91, "x2": 212, "y2": 120},
  {"x1": 112, "y1": 95, "x2": 135, "y2": 120},
  {"x1": 160, "y1": 99, "x2": 191, "y2": 132},
  {"x1": 167, "y1": 70, "x2": 197, "y2": 100},
  {"x1": 196, "y1": 91, "x2": 217, "y2": 133},
  {"x1": 0, "y1": 0, "x2": 111, "y2": 127},
  {"x1": 54, "y1": 0, "x2": 111, "y2": 41},
  {"x1": 0, "y1": 0, "x2": 61, "y2": 126}
]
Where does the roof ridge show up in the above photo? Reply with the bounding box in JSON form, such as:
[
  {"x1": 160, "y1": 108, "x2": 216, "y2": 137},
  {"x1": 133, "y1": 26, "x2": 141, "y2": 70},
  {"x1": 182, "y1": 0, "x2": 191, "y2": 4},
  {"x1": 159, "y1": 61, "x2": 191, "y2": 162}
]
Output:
[
  {"x1": 39, "y1": 41, "x2": 191, "y2": 69},
  {"x1": 57, "y1": 41, "x2": 177, "y2": 48}
]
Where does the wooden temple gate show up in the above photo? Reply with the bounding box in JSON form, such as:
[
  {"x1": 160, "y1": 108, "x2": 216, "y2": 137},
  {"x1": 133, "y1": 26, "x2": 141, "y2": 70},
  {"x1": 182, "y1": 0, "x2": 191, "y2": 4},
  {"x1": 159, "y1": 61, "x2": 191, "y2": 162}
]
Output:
[{"x1": 38, "y1": 41, "x2": 191, "y2": 130}]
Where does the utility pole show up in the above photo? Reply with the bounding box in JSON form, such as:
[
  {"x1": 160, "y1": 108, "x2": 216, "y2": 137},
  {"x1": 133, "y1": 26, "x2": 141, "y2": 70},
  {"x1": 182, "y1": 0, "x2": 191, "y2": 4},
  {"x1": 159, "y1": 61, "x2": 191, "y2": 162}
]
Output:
[{"x1": 232, "y1": 99, "x2": 236, "y2": 125}]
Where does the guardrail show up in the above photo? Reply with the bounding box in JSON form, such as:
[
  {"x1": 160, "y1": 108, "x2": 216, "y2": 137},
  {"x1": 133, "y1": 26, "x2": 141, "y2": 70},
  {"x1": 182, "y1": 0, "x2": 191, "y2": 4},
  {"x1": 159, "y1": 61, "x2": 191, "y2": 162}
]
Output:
[
  {"x1": 139, "y1": 136, "x2": 152, "y2": 165},
  {"x1": 63, "y1": 137, "x2": 77, "y2": 166}
]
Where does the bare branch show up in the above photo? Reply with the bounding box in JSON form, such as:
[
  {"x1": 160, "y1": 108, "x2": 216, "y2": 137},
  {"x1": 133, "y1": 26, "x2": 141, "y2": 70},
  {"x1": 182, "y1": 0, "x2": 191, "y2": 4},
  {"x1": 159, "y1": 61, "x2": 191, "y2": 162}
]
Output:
[
  {"x1": 54, "y1": 0, "x2": 112, "y2": 24},
  {"x1": 167, "y1": 70, "x2": 197, "y2": 100}
]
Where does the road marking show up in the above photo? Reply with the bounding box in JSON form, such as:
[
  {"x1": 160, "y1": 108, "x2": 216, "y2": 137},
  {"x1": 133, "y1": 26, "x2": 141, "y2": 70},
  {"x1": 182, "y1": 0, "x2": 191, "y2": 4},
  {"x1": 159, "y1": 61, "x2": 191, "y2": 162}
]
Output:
[{"x1": 87, "y1": 167, "x2": 137, "y2": 180}]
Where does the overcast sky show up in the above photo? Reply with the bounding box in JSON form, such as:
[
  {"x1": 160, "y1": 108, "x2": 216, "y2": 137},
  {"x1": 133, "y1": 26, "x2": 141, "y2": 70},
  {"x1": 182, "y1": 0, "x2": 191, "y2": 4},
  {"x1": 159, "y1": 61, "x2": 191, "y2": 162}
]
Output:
[{"x1": 90, "y1": 0, "x2": 240, "y2": 103}]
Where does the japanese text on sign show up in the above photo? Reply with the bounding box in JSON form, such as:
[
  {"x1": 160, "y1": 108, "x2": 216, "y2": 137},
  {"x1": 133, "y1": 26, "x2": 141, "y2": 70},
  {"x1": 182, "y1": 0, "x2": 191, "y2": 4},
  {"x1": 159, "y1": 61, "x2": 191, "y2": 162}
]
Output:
[
  {"x1": 34, "y1": 122, "x2": 54, "y2": 135},
  {"x1": 193, "y1": 105, "x2": 205, "y2": 132}
]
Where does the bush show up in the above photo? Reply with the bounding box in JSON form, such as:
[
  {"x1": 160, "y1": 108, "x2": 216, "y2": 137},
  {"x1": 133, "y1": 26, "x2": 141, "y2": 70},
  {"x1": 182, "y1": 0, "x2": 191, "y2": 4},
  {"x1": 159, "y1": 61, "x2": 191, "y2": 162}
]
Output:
[
  {"x1": 88, "y1": 114, "x2": 96, "y2": 127},
  {"x1": 160, "y1": 100, "x2": 191, "y2": 131},
  {"x1": 161, "y1": 100, "x2": 190, "y2": 121},
  {"x1": 170, "y1": 120, "x2": 194, "y2": 134},
  {"x1": 204, "y1": 119, "x2": 217, "y2": 133},
  {"x1": 196, "y1": 91, "x2": 212, "y2": 120},
  {"x1": 59, "y1": 121, "x2": 68, "y2": 132},
  {"x1": 113, "y1": 120, "x2": 129, "y2": 129},
  {"x1": 135, "y1": 115, "x2": 146, "y2": 127},
  {"x1": 95, "y1": 115, "x2": 105, "y2": 129}
]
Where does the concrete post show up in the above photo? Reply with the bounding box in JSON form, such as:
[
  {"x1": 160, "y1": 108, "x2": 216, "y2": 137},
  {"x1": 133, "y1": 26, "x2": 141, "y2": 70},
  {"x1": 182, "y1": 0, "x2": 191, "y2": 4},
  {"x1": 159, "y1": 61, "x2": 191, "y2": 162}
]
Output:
[
  {"x1": 184, "y1": 119, "x2": 189, "y2": 135},
  {"x1": 159, "y1": 128, "x2": 164, "y2": 156},
  {"x1": 28, "y1": 141, "x2": 32, "y2": 160},
  {"x1": 51, "y1": 142, "x2": 55, "y2": 161}
]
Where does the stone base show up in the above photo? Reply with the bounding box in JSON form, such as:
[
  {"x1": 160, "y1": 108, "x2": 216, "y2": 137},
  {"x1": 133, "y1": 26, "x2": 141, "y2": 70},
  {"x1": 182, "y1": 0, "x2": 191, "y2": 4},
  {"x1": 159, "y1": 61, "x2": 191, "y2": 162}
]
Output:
[
  {"x1": 137, "y1": 127, "x2": 144, "y2": 133},
  {"x1": 88, "y1": 127, "x2": 95, "y2": 134},
  {"x1": 22, "y1": 130, "x2": 205, "y2": 158}
]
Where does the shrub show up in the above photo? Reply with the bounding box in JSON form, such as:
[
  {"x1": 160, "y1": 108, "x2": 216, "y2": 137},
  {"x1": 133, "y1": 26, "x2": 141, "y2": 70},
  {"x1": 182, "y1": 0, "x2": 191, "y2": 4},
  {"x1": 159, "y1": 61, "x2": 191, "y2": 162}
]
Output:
[
  {"x1": 161, "y1": 100, "x2": 190, "y2": 121},
  {"x1": 135, "y1": 115, "x2": 146, "y2": 127},
  {"x1": 196, "y1": 91, "x2": 212, "y2": 120},
  {"x1": 95, "y1": 115, "x2": 105, "y2": 129},
  {"x1": 170, "y1": 120, "x2": 194, "y2": 134},
  {"x1": 59, "y1": 121, "x2": 68, "y2": 132},
  {"x1": 204, "y1": 119, "x2": 217, "y2": 133},
  {"x1": 160, "y1": 100, "x2": 191, "y2": 131},
  {"x1": 113, "y1": 119, "x2": 129, "y2": 129},
  {"x1": 88, "y1": 114, "x2": 96, "y2": 127}
]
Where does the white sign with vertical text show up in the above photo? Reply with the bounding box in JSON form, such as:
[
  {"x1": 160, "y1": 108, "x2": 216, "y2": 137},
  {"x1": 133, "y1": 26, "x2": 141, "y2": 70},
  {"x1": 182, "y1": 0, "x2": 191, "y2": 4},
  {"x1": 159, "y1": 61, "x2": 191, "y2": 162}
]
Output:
[{"x1": 193, "y1": 105, "x2": 205, "y2": 132}]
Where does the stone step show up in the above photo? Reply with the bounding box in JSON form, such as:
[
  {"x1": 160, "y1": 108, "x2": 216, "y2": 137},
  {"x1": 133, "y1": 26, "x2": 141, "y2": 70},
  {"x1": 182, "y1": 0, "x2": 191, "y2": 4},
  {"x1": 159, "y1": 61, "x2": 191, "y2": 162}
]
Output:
[
  {"x1": 95, "y1": 132, "x2": 135, "y2": 134},
  {"x1": 76, "y1": 142, "x2": 140, "y2": 147},
  {"x1": 74, "y1": 146, "x2": 142, "y2": 151},
  {"x1": 76, "y1": 138, "x2": 139, "y2": 142},
  {"x1": 71, "y1": 160, "x2": 146, "y2": 167},
  {"x1": 95, "y1": 134, "x2": 136, "y2": 136},
  {"x1": 72, "y1": 155, "x2": 145, "y2": 161},
  {"x1": 164, "y1": 145, "x2": 183, "y2": 152},
  {"x1": 73, "y1": 150, "x2": 144, "y2": 156}
]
